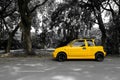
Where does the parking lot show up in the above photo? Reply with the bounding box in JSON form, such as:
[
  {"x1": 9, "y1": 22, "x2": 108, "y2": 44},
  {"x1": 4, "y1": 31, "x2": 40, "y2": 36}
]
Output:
[{"x1": 0, "y1": 56, "x2": 120, "y2": 80}]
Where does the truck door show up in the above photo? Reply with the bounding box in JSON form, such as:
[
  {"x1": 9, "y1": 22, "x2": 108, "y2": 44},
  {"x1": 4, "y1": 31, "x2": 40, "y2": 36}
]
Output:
[
  {"x1": 69, "y1": 40, "x2": 86, "y2": 58},
  {"x1": 86, "y1": 40, "x2": 95, "y2": 58}
]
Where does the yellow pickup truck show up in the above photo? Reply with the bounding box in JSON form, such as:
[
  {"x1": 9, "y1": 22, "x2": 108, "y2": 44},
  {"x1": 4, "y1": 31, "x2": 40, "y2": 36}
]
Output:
[{"x1": 53, "y1": 39, "x2": 106, "y2": 62}]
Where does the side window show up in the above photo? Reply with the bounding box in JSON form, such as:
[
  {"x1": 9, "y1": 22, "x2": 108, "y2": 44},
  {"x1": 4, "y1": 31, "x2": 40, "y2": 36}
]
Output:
[
  {"x1": 87, "y1": 40, "x2": 94, "y2": 46},
  {"x1": 72, "y1": 40, "x2": 85, "y2": 47}
]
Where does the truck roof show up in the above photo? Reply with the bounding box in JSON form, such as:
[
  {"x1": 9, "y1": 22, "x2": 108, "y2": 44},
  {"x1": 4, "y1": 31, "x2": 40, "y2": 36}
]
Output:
[{"x1": 75, "y1": 38, "x2": 94, "y2": 41}]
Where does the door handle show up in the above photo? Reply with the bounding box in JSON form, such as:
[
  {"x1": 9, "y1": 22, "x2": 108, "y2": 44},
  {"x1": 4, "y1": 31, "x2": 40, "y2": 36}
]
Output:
[{"x1": 82, "y1": 47, "x2": 86, "y2": 50}]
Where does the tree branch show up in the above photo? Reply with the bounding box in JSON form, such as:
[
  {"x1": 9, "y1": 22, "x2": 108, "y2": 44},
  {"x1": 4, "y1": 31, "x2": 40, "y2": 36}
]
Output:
[
  {"x1": 30, "y1": 0, "x2": 48, "y2": 13},
  {"x1": 99, "y1": 0, "x2": 115, "y2": 16},
  {"x1": 2, "y1": 0, "x2": 13, "y2": 12},
  {"x1": 108, "y1": 2, "x2": 113, "y2": 10},
  {"x1": 98, "y1": 0, "x2": 111, "y2": 11},
  {"x1": 3, "y1": 7, "x2": 16, "y2": 18},
  {"x1": 11, "y1": 24, "x2": 19, "y2": 36},
  {"x1": 100, "y1": 3, "x2": 111, "y2": 11},
  {"x1": 108, "y1": 2, "x2": 115, "y2": 16},
  {"x1": 101, "y1": 3, "x2": 108, "y2": 13},
  {"x1": 2, "y1": 18, "x2": 9, "y2": 32},
  {"x1": 113, "y1": 0, "x2": 120, "y2": 6},
  {"x1": 91, "y1": 20, "x2": 98, "y2": 24}
]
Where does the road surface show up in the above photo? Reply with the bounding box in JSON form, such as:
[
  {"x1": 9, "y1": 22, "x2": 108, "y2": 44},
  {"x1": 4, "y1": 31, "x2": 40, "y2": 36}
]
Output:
[{"x1": 0, "y1": 57, "x2": 120, "y2": 80}]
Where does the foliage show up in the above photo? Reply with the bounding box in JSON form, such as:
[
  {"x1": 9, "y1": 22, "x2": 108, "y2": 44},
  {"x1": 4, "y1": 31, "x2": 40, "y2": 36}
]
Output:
[
  {"x1": 0, "y1": 0, "x2": 17, "y2": 39},
  {"x1": 50, "y1": 0, "x2": 96, "y2": 47},
  {"x1": 101, "y1": 0, "x2": 120, "y2": 55},
  {"x1": 0, "y1": 0, "x2": 120, "y2": 55}
]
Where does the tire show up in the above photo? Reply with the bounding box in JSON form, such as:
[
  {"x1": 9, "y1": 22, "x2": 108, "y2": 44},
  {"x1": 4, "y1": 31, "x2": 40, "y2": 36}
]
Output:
[
  {"x1": 95, "y1": 53, "x2": 104, "y2": 62},
  {"x1": 56, "y1": 52, "x2": 67, "y2": 62}
]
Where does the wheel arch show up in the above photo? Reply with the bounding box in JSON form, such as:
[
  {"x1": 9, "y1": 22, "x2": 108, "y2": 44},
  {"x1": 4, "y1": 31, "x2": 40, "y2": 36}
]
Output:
[
  {"x1": 56, "y1": 51, "x2": 67, "y2": 61},
  {"x1": 95, "y1": 51, "x2": 104, "y2": 61},
  {"x1": 57, "y1": 51, "x2": 67, "y2": 58},
  {"x1": 57, "y1": 51, "x2": 67, "y2": 56},
  {"x1": 95, "y1": 51, "x2": 104, "y2": 57}
]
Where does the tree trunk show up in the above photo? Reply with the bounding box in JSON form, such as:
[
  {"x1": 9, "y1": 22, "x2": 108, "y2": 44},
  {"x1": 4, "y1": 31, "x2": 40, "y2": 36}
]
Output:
[
  {"x1": 22, "y1": 27, "x2": 33, "y2": 55},
  {"x1": 112, "y1": 15, "x2": 120, "y2": 55},
  {"x1": 5, "y1": 25, "x2": 19, "y2": 53},
  {"x1": 5, "y1": 36, "x2": 12, "y2": 53},
  {"x1": 18, "y1": 0, "x2": 35, "y2": 55},
  {"x1": 111, "y1": 30, "x2": 119, "y2": 55},
  {"x1": 92, "y1": 2, "x2": 107, "y2": 47},
  {"x1": 63, "y1": 29, "x2": 66, "y2": 40},
  {"x1": 97, "y1": 12, "x2": 106, "y2": 47}
]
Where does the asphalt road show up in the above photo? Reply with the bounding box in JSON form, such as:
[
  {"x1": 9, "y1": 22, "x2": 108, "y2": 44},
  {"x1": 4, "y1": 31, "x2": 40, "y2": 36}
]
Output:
[{"x1": 0, "y1": 57, "x2": 120, "y2": 80}]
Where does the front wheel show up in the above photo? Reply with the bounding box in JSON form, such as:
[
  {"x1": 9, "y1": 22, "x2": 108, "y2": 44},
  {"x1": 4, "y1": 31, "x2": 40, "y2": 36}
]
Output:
[
  {"x1": 56, "y1": 53, "x2": 67, "y2": 62},
  {"x1": 95, "y1": 53, "x2": 104, "y2": 62}
]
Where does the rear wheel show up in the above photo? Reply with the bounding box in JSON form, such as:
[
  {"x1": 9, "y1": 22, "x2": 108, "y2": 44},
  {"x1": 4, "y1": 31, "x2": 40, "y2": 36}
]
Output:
[
  {"x1": 56, "y1": 52, "x2": 67, "y2": 62},
  {"x1": 95, "y1": 53, "x2": 104, "y2": 62}
]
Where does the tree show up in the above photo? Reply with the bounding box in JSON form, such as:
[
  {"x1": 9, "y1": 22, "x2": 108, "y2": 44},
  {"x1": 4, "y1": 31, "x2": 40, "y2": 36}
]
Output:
[
  {"x1": 101, "y1": 0, "x2": 120, "y2": 55},
  {"x1": 5, "y1": 12, "x2": 20, "y2": 53},
  {"x1": 17, "y1": 0, "x2": 48, "y2": 55},
  {"x1": 87, "y1": 0, "x2": 120, "y2": 55},
  {"x1": 50, "y1": 0, "x2": 97, "y2": 47},
  {"x1": 0, "y1": 0, "x2": 20, "y2": 53},
  {"x1": 31, "y1": 0, "x2": 59, "y2": 48},
  {"x1": 0, "y1": 0, "x2": 16, "y2": 32}
]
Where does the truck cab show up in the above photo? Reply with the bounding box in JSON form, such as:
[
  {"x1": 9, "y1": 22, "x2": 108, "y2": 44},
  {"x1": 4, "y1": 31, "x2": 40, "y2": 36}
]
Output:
[{"x1": 53, "y1": 39, "x2": 106, "y2": 62}]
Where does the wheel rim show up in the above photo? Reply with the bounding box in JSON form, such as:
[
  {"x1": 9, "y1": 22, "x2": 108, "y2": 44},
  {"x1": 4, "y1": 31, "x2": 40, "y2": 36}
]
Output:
[
  {"x1": 58, "y1": 54, "x2": 65, "y2": 61},
  {"x1": 97, "y1": 55, "x2": 104, "y2": 61}
]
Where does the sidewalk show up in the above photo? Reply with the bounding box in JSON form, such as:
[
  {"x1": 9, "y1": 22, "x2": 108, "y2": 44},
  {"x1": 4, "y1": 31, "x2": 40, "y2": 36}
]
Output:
[{"x1": 0, "y1": 48, "x2": 55, "y2": 57}]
